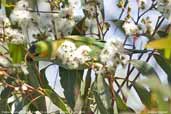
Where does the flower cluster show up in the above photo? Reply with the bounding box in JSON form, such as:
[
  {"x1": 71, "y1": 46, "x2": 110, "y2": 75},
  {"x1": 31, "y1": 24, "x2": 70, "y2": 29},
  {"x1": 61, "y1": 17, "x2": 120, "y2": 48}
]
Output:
[
  {"x1": 10, "y1": 0, "x2": 32, "y2": 25},
  {"x1": 0, "y1": 26, "x2": 25, "y2": 43},
  {"x1": 122, "y1": 21, "x2": 139, "y2": 36},
  {"x1": 122, "y1": 17, "x2": 154, "y2": 36},
  {"x1": 98, "y1": 39, "x2": 127, "y2": 75},
  {"x1": 51, "y1": 4, "x2": 76, "y2": 37},
  {"x1": 156, "y1": 0, "x2": 171, "y2": 19},
  {"x1": 57, "y1": 40, "x2": 92, "y2": 69}
]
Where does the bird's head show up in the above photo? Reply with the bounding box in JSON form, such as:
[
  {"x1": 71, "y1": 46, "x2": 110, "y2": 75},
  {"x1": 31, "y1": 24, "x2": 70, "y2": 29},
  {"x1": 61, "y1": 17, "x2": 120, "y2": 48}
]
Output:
[{"x1": 26, "y1": 41, "x2": 51, "y2": 62}]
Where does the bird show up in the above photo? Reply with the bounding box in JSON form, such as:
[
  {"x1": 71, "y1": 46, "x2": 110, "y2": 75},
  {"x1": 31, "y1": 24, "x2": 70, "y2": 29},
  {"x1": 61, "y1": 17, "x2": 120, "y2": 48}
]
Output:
[
  {"x1": 26, "y1": 35, "x2": 146, "y2": 70},
  {"x1": 26, "y1": 35, "x2": 105, "y2": 69}
]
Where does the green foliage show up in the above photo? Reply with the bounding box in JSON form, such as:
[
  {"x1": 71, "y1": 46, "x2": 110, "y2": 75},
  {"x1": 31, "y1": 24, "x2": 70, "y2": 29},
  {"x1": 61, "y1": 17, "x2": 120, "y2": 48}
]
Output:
[
  {"x1": 154, "y1": 54, "x2": 171, "y2": 85},
  {"x1": 0, "y1": 0, "x2": 171, "y2": 113},
  {"x1": 115, "y1": 92, "x2": 134, "y2": 113},
  {"x1": 8, "y1": 43, "x2": 26, "y2": 64},
  {"x1": 129, "y1": 59, "x2": 158, "y2": 77},
  {"x1": 59, "y1": 67, "x2": 83, "y2": 110},
  {"x1": 93, "y1": 74, "x2": 113, "y2": 114},
  {"x1": 134, "y1": 84, "x2": 151, "y2": 108}
]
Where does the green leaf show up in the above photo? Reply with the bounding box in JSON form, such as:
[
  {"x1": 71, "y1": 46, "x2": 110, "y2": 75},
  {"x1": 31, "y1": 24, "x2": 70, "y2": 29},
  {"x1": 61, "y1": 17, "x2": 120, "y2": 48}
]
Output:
[
  {"x1": 44, "y1": 89, "x2": 70, "y2": 113},
  {"x1": 8, "y1": 43, "x2": 26, "y2": 64},
  {"x1": 80, "y1": 69, "x2": 91, "y2": 97},
  {"x1": 138, "y1": 77, "x2": 171, "y2": 112},
  {"x1": 0, "y1": 99, "x2": 10, "y2": 113},
  {"x1": 157, "y1": 31, "x2": 168, "y2": 37},
  {"x1": 154, "y1": 54, "x2": 171, "y2": 85},
  {"x1": 26, "y1": 63, "x2": 47, "y2": 112},
  {"x1": 164, "y1": 48, "x2": 171, "y2": 59},
  {"x1": 134, "y1": 84, "x2": 151, "y2": 108},
  {"x1": 14, "y1": 97, "x2": 26, "y2": 113},
  {"x1": 0, "y1": 87, "x2": 13, "y2": 113},
  {"x1": 59, "y1": 67, "x2": 83, "y2": 109},
  {"x1": 112, "y1": 20, "x2": 125, "y2": 32},
  {"x1": 129, "y1": 60, "x2": 159, "y2": 77},
  {"x1": 115, "y1": 92, "x2": 134, "y2": 113},
  {"x1": 93, "y1": 74, "x2": 113, "y2": 114},
  {"x1": 63, "y1": 0, "x2": 69, "y2": 5},
  {"x1": 40, "y1": 68, "x2": 69, "y2": 113},
  {"x1": 145, "y1": 37, "x2": 171, "y2": 59},
  {"x1": 72, "y1": 17, "x2": 87, "y2": 35},
  {"x1": 27, "y1": 63, "x2": 41, "y2": 87},
  {"x1": 93, "y1": 91, "x2": 109, "y2": 114},
  {"x1": 74, "y1": 69, "x2": 92, "y2": 113}
]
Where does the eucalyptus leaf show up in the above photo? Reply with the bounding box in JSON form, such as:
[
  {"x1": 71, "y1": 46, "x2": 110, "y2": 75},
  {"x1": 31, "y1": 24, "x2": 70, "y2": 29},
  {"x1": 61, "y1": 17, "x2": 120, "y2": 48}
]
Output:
[
  {"x1": 138, "y1": 77, "x2": 171, "y2": 112},
  {"x1": 44, "y1": 89, "x2": 70, "y2": 113},
  {"x1": 59, "y1": 67, "x2": 83, "y2": 109},
  {"x1": 112, "y1": 20, "x2": 125, "y2": 33},
  {"x1": 40, "y1": 68, "x2": 70, "y2": 113},
  {"x1": 154, "y1": 54, "x2": 171, "y2": 85},
  {"x1": 0, "y1": 87, "x2": 13, "y2": 113},
  {"x1": 115, "y1": 92, "x2": 134, "y2": 113},
  {"x1": 129, "y1": 60, "x2": 159, "y2": 78},
  {"x1": 93, "y1": 74, "x2": 113, "y2": 114},
  {"x1": 74, "y1": 69, "x2": 92, "y2": 113},
  {"x1": 134, "y1": 84, "x2": 151, "y2": 109},
  {"x1": 26, "y1": 63, "x2": 47, "y2": 112}
]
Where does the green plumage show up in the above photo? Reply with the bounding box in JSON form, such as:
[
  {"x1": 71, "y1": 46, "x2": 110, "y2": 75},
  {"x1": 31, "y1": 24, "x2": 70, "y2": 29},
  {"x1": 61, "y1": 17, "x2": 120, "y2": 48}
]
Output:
[{"x1": 28, "y1": 35, "x2": 105, "y2": 69}]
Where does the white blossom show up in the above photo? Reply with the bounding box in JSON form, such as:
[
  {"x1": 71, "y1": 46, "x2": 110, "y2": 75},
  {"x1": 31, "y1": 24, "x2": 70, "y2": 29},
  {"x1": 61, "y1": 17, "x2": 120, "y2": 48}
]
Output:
[
  {"x1": 21, "y1": 83, "x2": 28, "y2": 91},
  {"x1": 60, "y1": 7, "x2": 74, "y2": 18},
  {"x1": 10, "y1": 0, "x2": 32, "y2": 25},
  {"x1": 15, "y1": 87, "x2": 20, "y2": 91},
  {"x1": 139, "y1": 17, "x2": 154, "y2": 35},
  {"x1": 10, "y1": 10, "x2": 32, "y2": 25},
  {"x1": 51, "y1": 7, "x2": 75, "y2": 37},
  {"x1": 57, "y1": 40, "x2": 78, "y2": 68},
  {"x1": 5, "y1": 28, "x2": 25, "y2": 44},
  {"x1": 73, "y1": 45, "x2": 92, "y2": 64},
  {"x1": 54, "y1": 18, "x2": 75, "y2": 37},
  {"x1": 99, "y1": 39, "x2": 127, "y2": 74},
  {"x1": 57, "y1": 40, "x2": 76, "y2": 56},
  {"x1": 0, "y1": 15, "x2": 11, "y2": 27},
  {"x1": 122, "y1": 21, "x2": 139, "y2": 35},
  {"x1": 57, "y1": 41, "x2": 93, "y2": 69},
  {"x1": 157, "y1": 0, "x2": 171, "y2": 19},
  {"x1": 15, "y1": 0, "x2": 29, "y2": 10}
]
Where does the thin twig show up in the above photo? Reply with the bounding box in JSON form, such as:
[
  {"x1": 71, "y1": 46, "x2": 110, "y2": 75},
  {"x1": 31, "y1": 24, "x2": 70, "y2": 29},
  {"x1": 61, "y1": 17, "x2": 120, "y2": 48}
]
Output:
[
  {"x1": 94, "y1": 5, "x2": 103, "y2": 39},
  {"x1": 27, "y1": 9, "x2": 59, "y2": 14},
  {"x1": 114, "y1": 79, "x2": 127, "y2": 102},
  {"x1": 108, "y1": 75, "x2": 115, "y2": 107}
]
